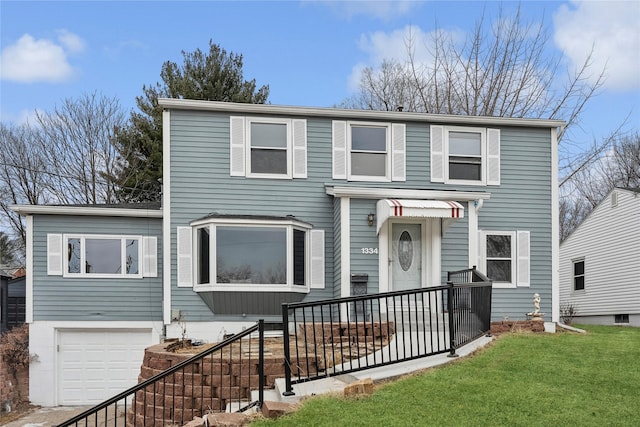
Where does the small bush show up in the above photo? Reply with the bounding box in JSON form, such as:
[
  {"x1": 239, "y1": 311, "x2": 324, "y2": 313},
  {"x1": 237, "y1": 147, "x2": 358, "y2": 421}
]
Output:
[
  {"x1": 1, "y1": 324, "x2": 37, "y2": 405},
  {"x1": 560, "y1": 302, "x2": 577, "y2": 324}
]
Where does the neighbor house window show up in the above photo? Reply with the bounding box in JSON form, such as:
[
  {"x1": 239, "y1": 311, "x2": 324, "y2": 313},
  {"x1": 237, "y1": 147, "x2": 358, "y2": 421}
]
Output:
[
  {"x1": 349, "y1": 124, "x2": 389, "y2": 180},
  {"x1": 230, "y1": 116, "x2": 307, "y2": 179},
  {"x1": 573, "y1": 259, "x2": 585, "y2": 291},
  {"x1": 192, "y1": 217, "x2": 314, "y2": 292},
  {"x1": 430, "y1": 125, "x2": 500, "y2": 186},
  {"x1": 64, "y1": 235, "x2": 141, "y2": 278}
]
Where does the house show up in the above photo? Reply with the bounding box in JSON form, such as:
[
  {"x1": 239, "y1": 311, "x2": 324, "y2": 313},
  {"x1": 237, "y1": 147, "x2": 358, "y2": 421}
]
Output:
[
  {"x1": 559, "y1": 187, "x2": 640, "y2": 326},
  {"x1": 12, "y1": 100, "x2": 563, "y2": 406},
  {"x1": 1, "y1": 269, "x2": 26, "y2": 333}
]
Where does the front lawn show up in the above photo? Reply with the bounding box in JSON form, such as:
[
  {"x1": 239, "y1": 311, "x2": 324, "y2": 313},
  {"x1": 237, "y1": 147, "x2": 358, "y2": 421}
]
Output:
[{"x1": 252, "y1": 325, "x2": 640, "y2": 426}]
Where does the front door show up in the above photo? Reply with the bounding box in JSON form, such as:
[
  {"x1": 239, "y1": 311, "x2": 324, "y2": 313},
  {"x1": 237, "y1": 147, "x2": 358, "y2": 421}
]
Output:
[{"x1": 391, "y1": 223, "x2": 422, "y2": 291}]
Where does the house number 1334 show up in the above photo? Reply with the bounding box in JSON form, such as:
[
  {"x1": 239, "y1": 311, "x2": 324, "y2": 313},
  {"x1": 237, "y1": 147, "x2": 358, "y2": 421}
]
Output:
[{"x1": 361, "y1": 247, "x2": 378, "y2": 254}]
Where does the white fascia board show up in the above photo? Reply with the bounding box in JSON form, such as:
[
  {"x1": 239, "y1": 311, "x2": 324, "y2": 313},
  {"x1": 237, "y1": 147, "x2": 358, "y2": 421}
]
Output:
[
  {"x1": 551, "y1": 127, "x2": 560, "y2": 323},
  {"x1": 10, "y1": 205, "x2": 162, "y2": 218},
  {"x1": 158, "y1": 98, "x2": 566, "y2": 129},
  {"x1": 325, "y1": 185, "x2": 491, "y2": 202}
]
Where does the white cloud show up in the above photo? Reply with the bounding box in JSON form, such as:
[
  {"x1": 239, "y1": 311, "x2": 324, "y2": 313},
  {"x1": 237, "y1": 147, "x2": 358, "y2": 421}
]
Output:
[
  {"x1": 554, "y1": 0, "x2": 640, "y2": 91},
  {"x1": 318, "y1": 0, "x2": 423, "y2": 20},
  {"x1": 347, "y1": 25, "x2": 461, "y2": 92},
  {"x1": 0, "y1": 31, "x2": 85, "y2": 83}
]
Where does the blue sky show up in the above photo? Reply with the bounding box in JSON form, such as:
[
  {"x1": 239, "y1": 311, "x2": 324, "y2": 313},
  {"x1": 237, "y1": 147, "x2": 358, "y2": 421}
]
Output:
[{"x1": 1, "y1": 0, "x2": 639, "y2": 149}]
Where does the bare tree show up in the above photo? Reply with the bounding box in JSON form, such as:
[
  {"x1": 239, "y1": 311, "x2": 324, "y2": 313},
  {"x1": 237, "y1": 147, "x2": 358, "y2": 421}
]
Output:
[
  {"x1": 0, "y1": 92, "x2": 129, "y2": 259},
  {"x1": 560, "y1": 132, "x2": 640, "y2": 239},
  {"x1": 341, "y1": 6, "x2": 605, "y2": 163}
]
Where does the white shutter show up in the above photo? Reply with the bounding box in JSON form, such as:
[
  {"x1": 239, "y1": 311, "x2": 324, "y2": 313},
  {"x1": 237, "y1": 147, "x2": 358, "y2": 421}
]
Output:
[
  {"x1": 142, "y1": 236, "x2": 158, "y2": 278},
  {"x1": 332, "y1": 121, "x2": 347, "y2": 180},
  {"x1": 230, "y1": 116, "x2": 246, "y2": 176},
  {"x1": 310, "y1": 229, "x2": 325, "y2": 289},
  {"x1": 177, "y1": 227, "x2": 193, "y2": 287},
  {"x1": 517, "y1": 230, "x2": 530, "y2": 287},
  {"x1": 487, "y1": 128, "x2": 501, "y2": 185},
  {"x1": 391, "y1": 123, "x2": 406, "y2": 181},
  {"x1": 292, "y1": 119, "x2": 307, "y2": 178},
  {"x1": 47, "y1": 234, "x2": 63, "y2": 276},
  {"x1": 430, "y1": 125, "x2": 445, "y2": 182}
]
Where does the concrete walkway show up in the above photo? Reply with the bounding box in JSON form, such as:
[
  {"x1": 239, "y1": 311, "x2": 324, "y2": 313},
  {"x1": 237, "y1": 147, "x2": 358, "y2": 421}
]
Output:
[{"x1": 2, "y1": 405, "x2": 125, "y2": 427}]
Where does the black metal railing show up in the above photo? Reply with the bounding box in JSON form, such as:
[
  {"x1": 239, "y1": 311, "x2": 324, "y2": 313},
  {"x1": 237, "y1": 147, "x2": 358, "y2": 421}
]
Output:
[
  {"x1": 447, "y1": 267, "x2": 493, "y2": 350},
  {"x1": 281, "y1": 271, "x2": 491, "y2": 395},
  {"x1": 56, "y1": 320, "x2": 265, "y2": 427}
]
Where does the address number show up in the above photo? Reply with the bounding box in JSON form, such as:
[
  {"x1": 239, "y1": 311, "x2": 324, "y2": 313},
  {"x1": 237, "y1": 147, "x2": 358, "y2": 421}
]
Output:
[{"x1": 361, "y1": 247, "x2": 378, "y2": 254}]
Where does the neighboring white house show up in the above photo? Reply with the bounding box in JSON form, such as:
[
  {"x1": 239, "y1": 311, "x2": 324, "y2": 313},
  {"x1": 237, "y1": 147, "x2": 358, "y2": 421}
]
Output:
[{"x1": 559, "y1": 187, "x2": 640, "y2": 326}]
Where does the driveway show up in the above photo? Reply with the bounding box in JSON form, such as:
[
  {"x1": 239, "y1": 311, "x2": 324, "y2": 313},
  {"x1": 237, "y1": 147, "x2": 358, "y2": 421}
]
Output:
[{"x1": 2, "y1": 406, "x2": 124, "y2": 427}]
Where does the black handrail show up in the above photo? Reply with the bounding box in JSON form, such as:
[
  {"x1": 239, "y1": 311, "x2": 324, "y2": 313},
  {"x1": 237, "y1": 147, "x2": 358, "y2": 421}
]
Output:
[
  {"x1": 55, "y1": 319, "x2": 265, "y2": 427},
  {"x1": 281, "y1": 269, "x2": 492, "y2": 394}
]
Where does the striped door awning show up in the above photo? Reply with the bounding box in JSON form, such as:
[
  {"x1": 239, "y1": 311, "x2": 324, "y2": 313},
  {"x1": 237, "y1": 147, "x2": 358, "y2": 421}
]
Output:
[{"x1": 376, "y1": 199, "x2": 464, "y2": 233}]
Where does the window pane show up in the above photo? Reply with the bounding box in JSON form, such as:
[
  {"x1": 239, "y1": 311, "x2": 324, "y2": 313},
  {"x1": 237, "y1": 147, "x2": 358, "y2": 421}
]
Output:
[
  {"x1": 125, "y1": 239, "x2": 139, "y2": 275},
  {"x1": 487, "y1": 235, "x2": 511, "y2": 258},
  {"x1": 488, "y1": 260, "x2": 511, "y2": 282},
  {"x1": 198, "y1": 228, "x2": 210, "y2": 284},
  {"x1": 85, "y1": 239, "x2": 121, "y2": 274},
  {"x1": 251, "y1": 149, "x2": 287, "y2": 174},
  {"x1": 574, "y1": 276, "x2": 585, "y2": 291},
  {"x1": 574, "y1": 261, "x2": 584, "y2": 276},
  {"x1": 351, "y1": 152, "x2": 386, "y2": 176},
  {"x1": 449, "y1": 160, "x2": 481, "y2": 181},
  {"x1": 216, "y1": 227, "x2": 286, "y2": 284},
  {"x1": 449, "y1": 132, "x2": 481, "y2": 155},
  {"x1": 293, "y1": 229, "x2": 305, "y2": 285},
  {"x1": 351, "y1": 126, "x2": 386, "y2": 152},
  {"x1": 68, "y1": 238, "x2": 81, "y2": 273},
  {"x1": 251, "y1": 123, "x2": 287, "y2": 148}
]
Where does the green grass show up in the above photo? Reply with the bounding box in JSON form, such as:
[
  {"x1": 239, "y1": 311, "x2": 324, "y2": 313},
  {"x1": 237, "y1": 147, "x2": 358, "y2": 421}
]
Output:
[{"x1": 252, "y1": 325, "x2": 640, "y2": 426}]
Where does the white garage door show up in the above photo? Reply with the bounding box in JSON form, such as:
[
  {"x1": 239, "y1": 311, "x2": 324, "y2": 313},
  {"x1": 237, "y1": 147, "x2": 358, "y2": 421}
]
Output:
[{"x1": 58, "y1": 329, "x2": 153, "y2": 405}]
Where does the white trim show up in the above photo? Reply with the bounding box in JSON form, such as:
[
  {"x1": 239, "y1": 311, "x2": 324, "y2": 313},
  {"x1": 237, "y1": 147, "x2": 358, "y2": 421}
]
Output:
[
  {"x1": 162, "y1": 109, "x2": 171, "y2": 325},
  {"x1": 10, "y1": 205, "x2": 162, "y2": 217},
  {"x1": 26, "y1": 215, "x2": 33, "y2": 323},
  {"x1": 326, "y1": 185, "x2": 491, "y2": 201},
  {"x1": 468, "y1": 201, "x2": 478, "y2": 268},
  {"x1": 158, "y1": 98, "x2": 565, "y2": 129},
  {"x1": 340, "y1": 197, "x2": 351, "y2": 301},
  {"x1": 62, "y1": 234, "x2": 144, "y2": 278},
  {"x1": 551, "y1": 127, "x2": 560, "y2": 322}
]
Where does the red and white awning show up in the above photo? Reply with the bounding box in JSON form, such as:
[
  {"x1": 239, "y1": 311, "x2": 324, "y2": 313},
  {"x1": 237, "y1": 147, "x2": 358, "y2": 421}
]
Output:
[{"x1": 376, "y1": 199, "x2": 464, "y2": 233}]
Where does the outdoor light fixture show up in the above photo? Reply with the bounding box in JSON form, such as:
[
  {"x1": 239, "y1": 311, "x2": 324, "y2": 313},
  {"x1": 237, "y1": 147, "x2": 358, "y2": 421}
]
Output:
[{"x1": 367, "y1": 213, "x2": 375, "y2": 226}]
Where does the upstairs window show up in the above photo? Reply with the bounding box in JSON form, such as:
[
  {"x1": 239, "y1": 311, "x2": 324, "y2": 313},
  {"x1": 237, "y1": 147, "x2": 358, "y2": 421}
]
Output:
[
  {"x1": 431, "y1": 125, "x2": 500, "y2": 186},
  {"x1": 332, "y1": 121, "x2": 406, "y2": 182},
  {"x1": 230, "y1": 116, "x2": 307, "y2": 179},
  {"x1": 350, "y1": 125, "x2": 388, "y2": 179},
  {"x1": 573, "y1": 259, "x2": 585, "y2": 291}
]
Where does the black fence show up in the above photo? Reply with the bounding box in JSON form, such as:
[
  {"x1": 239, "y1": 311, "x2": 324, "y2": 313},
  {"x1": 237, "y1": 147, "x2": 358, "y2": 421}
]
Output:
[
  {"x1": 281, "y1": 268, "x2": 492, "y2": 395},
  {"x1": 55, "y1": 320, "x2": 265, "y2": 427}
]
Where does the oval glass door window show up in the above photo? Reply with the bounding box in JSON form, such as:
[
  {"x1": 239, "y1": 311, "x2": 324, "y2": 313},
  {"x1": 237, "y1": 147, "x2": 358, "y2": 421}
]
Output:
[{"x1": 398, "y1": 230, "x2": 413, "y2": 271}]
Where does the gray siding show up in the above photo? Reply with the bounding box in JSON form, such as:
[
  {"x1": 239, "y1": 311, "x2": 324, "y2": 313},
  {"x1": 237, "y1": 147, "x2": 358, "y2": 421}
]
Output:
[
  {"x1": 32, "y1": 215, "x2": 162, "y2": 321},
  {"x1": 168, "y1": 110, "x2": 554, "y2": 322}
]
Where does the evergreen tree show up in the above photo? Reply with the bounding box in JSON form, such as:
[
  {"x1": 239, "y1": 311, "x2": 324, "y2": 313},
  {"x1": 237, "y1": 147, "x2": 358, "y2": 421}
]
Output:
[{"x1": 114, "y1": 40, "x2": 269, "y2": 202}]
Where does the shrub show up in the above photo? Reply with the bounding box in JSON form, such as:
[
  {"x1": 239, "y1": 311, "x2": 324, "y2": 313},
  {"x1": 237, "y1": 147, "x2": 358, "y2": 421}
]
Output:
[
  {"x1": 0, "y1": 324, "x2": 37, "y2": 405},
  {"x1": 560, "y1": 302, "x2": 577, "y2": 325}
]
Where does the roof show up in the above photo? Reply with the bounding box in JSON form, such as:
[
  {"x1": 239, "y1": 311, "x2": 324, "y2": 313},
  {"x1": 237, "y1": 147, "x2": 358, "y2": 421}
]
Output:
[
  {"x1": 158, "y1": 99, "x2": 566, "y2": 129},
  {"x1": 10, "y1": 203, "x2": 162, "y2": 218}
]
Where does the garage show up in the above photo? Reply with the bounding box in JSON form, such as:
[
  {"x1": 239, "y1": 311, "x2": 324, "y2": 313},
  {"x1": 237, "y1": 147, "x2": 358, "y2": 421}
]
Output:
[{"x1": 57, "y1": 329, "x2": 153, "y2": 405}]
